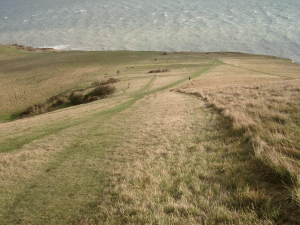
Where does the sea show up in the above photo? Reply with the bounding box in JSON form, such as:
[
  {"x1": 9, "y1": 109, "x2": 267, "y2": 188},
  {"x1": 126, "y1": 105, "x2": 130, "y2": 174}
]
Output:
[{"x1": 1, "y1": 0, "x2": 300, "y2": 63}]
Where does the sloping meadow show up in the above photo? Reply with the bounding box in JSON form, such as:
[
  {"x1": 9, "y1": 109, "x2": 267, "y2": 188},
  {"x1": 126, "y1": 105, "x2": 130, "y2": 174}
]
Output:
[{"x1": 178, "y1": 54, "x2": 300, "y2": 219}]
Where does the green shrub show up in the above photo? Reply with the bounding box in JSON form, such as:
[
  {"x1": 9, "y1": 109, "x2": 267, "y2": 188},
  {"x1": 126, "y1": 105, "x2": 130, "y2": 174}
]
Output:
[
  {"x1": 52, "y1": 96, "x2": 68, "y2": 107},
  {"x1": 48, "y1": 95, "x2": 68, "y2": 107},
  {"x1": 107, "y1": 78, "x2": 120, "y2": 84},
  {"x1": 20, "y1": 104, "x2": 43, "y2": 117},
  {"x1": 84, "y1": 96, "x2": 99, "y2": 102},
  {"x1": 85, "y1": 85, "x2": 116, "y2": 99},
  {"x1": 68, "y1": 91, "x2": 84, "y2": 105},
  {"x1": 149, "y1": 69, "x2": 170, "y2": 73},
  {"x1": 92, "y1": 78, "x2": 120, "y2": 87}
]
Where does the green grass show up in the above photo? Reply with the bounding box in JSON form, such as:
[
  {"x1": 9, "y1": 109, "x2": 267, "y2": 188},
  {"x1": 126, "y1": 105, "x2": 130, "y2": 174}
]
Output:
[{"x1": 0, "y1": 113, "x2": 21, "y2": 123}]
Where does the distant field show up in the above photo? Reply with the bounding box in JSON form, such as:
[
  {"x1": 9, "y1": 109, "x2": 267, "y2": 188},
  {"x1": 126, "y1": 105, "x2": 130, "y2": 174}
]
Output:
[{"x1": 0, "y1": 47, "x2": 299, "y2": 224}]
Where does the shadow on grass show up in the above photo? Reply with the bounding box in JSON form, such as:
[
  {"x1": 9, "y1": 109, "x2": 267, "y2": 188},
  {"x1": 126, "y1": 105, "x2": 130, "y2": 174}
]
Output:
[{"x1": 204, "y1": 103, "x2": 300, "y2": 224}]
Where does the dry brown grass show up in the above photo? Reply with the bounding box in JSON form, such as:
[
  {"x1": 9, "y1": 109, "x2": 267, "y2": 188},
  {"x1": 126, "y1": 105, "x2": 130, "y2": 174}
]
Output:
[
  {"x1": 219, "y1": 56, "x2": 300, "y2": 79},
  {"x1": 187, "y1": 80, "x2": 300, "y2": 177},
  {"x1": 178, "y1": 55, "x2": 300, "y2": 221},
  {"x1": 71, "y1": 92, "x2": 282, "y2": 224}
]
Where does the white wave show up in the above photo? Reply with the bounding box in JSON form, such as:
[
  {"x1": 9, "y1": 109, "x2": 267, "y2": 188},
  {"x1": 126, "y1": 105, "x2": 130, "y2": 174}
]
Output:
[
  {"x1": 75, "y1": 10, "x2": 86, "y2": 13},
  {"x1": 41, "y1": 45, "x2": 70, "y2": 50},
  {"x1": 53, "y1": 45, "x2": 70, "y2": 50}
]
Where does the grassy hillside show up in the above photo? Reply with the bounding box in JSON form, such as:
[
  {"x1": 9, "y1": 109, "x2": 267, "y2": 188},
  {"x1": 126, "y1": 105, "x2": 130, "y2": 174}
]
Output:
[
  {"x1": 0, "y1": 47, "x2": 299, "y2": 224},
  {"x1": 0, "y1": 45, "x2": 159, "y2": 118}
]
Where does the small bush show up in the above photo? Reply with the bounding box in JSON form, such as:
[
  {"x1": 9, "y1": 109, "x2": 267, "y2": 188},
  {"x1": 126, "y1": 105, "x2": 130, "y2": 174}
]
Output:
[
  {"x1": 84, "y1": 96, "x2": 99, "y2": 102},
  {"x1": 86, "y1": 85, "x2": 116, "y2": 99},
  {"x1": 92, "y1": 78, "x2": 120, "y2": 87},
  {"x1": 107, "y1": 78, "x2": 120, "y2": 84},
  {"x1": 20, "y1": 103, "x2": 45, "y2": 117},
  {"x1": 52, "y1": 96, "x2": 68, "y2": 107},
  {"x1": 48, "y1": 95, "x2": 68, "y2": 107},
  {"x1": 68, "y1": 91, "x2": 85, "y2": 105},
  {"x1": 149, "y1": 69, "x2": 170, "y2": 73}
]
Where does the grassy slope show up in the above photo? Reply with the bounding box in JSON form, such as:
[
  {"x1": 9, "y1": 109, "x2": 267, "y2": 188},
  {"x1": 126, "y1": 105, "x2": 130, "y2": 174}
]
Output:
[
  {"x1": 0, "y1": 48, "x2": 299, "y2": 224},
  {"x1": 0, "y1": 46, "x2": 159, "y2": 118},
  {"x1": 178, "y1": 52, "x2": 300, "y2": 223}
]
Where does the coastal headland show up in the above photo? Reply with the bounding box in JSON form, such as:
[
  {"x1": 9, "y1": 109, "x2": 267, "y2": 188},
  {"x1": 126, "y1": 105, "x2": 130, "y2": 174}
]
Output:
[{"x1": 0, "y1": 45, "x2": 299, "y2": 224}]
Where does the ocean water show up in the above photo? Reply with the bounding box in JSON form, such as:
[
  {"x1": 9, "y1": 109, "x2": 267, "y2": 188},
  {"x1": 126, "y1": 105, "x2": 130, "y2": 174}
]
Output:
[{"x1": 1, "y1": 0, "x2": 300, "y2": 63}]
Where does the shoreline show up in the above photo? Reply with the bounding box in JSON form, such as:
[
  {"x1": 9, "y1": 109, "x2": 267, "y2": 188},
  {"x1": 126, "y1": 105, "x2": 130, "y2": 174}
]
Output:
[{"x1": 0, "y1": 44, "x2": 59, "y2": 53}]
